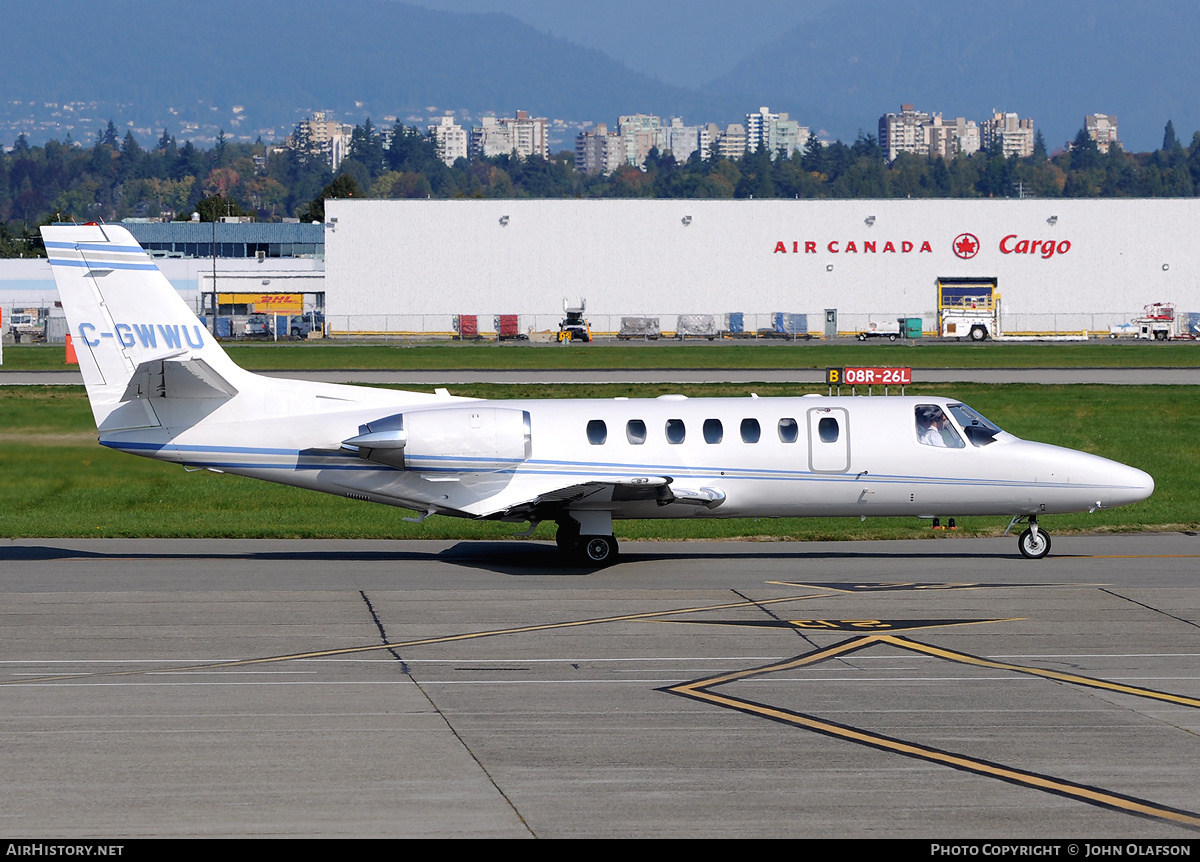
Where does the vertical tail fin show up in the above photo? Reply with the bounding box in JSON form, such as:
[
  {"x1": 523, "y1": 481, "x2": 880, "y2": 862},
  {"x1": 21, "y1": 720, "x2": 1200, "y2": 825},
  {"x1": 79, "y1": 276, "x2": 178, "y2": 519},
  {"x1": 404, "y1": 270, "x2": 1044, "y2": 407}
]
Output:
[{"x1": 41, "y1": 223, "x2": 249, "y2": 430}]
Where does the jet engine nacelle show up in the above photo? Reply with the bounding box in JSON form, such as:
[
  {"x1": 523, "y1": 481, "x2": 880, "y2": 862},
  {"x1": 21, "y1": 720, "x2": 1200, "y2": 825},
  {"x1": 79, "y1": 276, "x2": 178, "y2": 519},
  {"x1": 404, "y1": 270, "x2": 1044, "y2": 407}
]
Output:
[{"x1": 343, "y1": 406, "x2": 532, "y2": 473}]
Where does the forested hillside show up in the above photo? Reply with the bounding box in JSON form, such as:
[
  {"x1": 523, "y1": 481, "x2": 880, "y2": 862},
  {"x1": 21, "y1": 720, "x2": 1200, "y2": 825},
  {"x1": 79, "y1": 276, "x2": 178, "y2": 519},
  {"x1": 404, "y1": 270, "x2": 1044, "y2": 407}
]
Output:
[{"x1": 4, "y1": 120, "x2": 1199, "y2": 258}]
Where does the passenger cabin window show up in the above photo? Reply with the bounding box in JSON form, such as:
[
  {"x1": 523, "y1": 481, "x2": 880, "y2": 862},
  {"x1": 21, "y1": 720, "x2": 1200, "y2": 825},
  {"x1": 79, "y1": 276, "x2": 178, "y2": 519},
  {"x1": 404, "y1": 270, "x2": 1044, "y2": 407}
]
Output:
[
  {"x1": 626, "y1": 419, "x2": 647, "y2": 445},
  {"x1": 818, "y1": 416, "x2": 839, "y2": 443},
  {"x1": 740, "y1": 418, "x2": 761, "y2": 443},
  {"x1": 586, "y1": 419, "x2": 607, "y2": 445},
  {"x1": 703, "y1": 418, "x2": 723, "y2": 444},
  {"x1": 665, "y1": 418, "x2": 686, "y2": 444},
  {"x1": 915, "y1": 405, "x2": 965, "y2": 449},
  {"x1": 778, "y1": 418, "x2": 799, "y2": 443}
]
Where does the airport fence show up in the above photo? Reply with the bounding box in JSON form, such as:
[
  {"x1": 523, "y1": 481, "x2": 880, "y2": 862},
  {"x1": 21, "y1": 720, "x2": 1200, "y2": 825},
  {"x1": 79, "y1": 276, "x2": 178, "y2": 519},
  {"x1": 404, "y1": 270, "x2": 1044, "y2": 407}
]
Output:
[{"x1": 323, "y1": 311, "x2": 1169, "y2": 340}]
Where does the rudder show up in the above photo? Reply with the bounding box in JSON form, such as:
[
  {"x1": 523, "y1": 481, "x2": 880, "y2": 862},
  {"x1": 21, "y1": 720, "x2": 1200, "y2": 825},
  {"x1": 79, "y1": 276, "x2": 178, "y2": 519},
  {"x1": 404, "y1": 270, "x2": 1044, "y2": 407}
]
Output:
[{"x1": 42, "y1": 223, "x2": 247, "y2": 430}]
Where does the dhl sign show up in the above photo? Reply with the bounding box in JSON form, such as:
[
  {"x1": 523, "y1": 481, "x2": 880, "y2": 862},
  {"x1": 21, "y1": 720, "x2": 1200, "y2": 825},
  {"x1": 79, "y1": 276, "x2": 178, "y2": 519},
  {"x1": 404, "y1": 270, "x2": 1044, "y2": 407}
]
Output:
[{"x1": 218, "y1": 293, "x2": 303, "y2": 313}]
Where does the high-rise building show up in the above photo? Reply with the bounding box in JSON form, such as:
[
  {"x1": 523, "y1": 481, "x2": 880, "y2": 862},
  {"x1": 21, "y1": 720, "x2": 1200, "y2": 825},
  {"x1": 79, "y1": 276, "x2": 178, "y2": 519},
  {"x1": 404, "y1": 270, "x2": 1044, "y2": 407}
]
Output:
[
  {"x1": 745, "y1": 107, "x2": 808, "y2": 159},
  {"x1": 293, "y1": 111, "x2": 354, "y2": 171},
  {"x1": 716, "y1": 124, "x2": 747, "y2": 160},
  {"x1": 428, "y1": 117, "x2": 468, "y2": 166},
  {"x1": 574, "y1": 124, "x2": 624, "y2": 175},
  {"x1": 927, "y1": 115, "x2": 981, "y2": 159},
  {"x1": 1085, "y1": 114, "x2": 1120, "y2": 153},
  {"x1": 982, "y1": 112, "x2": 1035, "y2": 158},
  {"x1": 470, "y1": 110, "x2": 549, "y2": 161},
  {"x1": 507, "y1": 110, "x2": 549, "y2": 160},
  {"x1": 617, "y1": 114, "x2": 667, "y2": 168},
  {"x1": 879, "y1": 104, "x2": 932, "y2": 162},
  {"x1": 663, "y1": 117, "x2": 709, "y2": 162},
  {"x1": 470, "y1": 117, "x2": 510, "y2": 159}
]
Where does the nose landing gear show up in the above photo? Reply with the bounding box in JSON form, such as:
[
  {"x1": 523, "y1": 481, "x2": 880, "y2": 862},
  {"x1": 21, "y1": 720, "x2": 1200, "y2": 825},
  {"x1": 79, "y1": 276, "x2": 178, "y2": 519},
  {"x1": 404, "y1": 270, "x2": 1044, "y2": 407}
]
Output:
[{"x1": 1008, "y1": 515, "x2": 1052, "y2": 559}]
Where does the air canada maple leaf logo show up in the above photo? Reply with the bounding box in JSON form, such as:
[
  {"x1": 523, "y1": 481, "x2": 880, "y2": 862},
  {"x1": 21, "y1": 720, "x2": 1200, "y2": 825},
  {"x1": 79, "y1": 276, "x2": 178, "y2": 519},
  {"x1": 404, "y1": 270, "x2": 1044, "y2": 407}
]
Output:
[{"x1": 953, "y1": 232, "x2": 980, "y2": 259}]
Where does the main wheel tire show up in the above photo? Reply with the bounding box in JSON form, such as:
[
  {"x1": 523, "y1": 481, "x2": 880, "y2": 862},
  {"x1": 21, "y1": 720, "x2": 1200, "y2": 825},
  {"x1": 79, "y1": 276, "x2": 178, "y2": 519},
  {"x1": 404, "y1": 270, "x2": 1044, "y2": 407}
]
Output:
[
  {"x1": 888, "y1": 333, "x2": 898, "y2": 342},
  {"x1": 578, "y1": 535, "x2": 618, "y2": 566},
  {"x1": 857, "y1": 333, "x2": 867, "y2": 341},
  {"x1": 969, "y1": 325, "x2": 988, "y2": 342},
  {"x1": 1018, "y1": 527, "x2": 1051, "y2": 559}
]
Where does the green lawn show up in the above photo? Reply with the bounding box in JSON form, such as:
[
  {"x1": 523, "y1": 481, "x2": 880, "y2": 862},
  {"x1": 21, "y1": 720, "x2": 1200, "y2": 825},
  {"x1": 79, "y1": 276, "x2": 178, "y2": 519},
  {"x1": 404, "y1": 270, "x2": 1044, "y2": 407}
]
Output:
[
  {"x1": 0, "y1": 383, "x2": 1191, "y2": 541},
  {"x1": 5, "y1": 338, "x2": 1200, "y2": 372}
]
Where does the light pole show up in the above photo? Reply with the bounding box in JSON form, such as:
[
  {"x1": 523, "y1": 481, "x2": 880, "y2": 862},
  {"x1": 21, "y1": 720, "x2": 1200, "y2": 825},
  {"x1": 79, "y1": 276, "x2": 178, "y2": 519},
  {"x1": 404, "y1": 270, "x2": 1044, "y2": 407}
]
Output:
[{"x1": 210, "y1": 199, "x2": 217, "y2": 334}]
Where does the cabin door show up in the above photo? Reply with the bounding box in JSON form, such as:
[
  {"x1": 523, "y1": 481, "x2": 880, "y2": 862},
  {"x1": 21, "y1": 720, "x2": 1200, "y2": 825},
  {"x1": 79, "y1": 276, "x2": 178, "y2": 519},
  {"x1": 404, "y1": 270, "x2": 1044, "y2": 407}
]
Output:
[{"x1": 807, "y1": 407, "x2": 850, "y2": 473}]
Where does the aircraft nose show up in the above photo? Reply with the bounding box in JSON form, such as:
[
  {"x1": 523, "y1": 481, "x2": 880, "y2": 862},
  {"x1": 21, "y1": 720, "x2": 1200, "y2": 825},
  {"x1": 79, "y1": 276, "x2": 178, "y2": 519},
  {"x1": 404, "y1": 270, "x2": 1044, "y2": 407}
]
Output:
[{"x1": 1100, "y1": 459, "x2": 1155, "y2": 508}]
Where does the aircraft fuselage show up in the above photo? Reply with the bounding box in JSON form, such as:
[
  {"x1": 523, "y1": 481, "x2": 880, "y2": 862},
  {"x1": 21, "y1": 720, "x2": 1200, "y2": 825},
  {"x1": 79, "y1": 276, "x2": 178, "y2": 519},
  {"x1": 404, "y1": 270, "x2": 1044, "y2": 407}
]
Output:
[{"x1": 99, "y1": 390, "x2": 1152, "y2": 524}]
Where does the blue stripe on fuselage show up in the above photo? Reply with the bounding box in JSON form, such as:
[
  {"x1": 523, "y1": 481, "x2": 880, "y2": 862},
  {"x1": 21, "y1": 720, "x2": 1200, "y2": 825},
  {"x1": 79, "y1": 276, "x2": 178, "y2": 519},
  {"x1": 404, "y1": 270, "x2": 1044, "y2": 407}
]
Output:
[{"x1": 95, "y1": 440, "x2": 1136, "y2": 491}]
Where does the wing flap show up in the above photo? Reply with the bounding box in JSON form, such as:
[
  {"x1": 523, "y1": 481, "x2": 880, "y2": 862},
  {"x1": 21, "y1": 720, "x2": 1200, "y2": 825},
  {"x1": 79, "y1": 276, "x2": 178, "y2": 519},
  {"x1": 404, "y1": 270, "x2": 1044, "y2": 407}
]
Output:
[
  {"x1": 456, "y1": 473, "x2": 671, "y2": 517},
  {"x1": 459, "y1": 474, "x2": 725, "y2": 519}
]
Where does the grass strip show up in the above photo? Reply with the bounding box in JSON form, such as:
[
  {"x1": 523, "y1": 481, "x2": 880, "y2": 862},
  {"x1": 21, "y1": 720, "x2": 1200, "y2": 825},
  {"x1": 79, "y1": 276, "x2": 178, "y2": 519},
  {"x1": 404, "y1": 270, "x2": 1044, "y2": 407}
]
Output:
[{"x1": 5, "y1": 339, "x2": 1200, "y2": 372}]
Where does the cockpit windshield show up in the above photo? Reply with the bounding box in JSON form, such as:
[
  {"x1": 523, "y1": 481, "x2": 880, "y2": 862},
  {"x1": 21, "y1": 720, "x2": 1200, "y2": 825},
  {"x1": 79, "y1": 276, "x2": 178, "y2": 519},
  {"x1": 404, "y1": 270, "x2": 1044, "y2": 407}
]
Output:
[{"x1": 947, "y1": 403, "x2": 1004, "y2": 447}]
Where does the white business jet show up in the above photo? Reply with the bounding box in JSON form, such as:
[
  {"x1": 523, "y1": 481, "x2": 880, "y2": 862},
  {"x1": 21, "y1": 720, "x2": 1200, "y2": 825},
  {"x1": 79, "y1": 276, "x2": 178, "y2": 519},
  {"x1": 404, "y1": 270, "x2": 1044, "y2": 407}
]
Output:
[{"x1": 42, "y1": 223, "x2": 1153, "y2": 564}]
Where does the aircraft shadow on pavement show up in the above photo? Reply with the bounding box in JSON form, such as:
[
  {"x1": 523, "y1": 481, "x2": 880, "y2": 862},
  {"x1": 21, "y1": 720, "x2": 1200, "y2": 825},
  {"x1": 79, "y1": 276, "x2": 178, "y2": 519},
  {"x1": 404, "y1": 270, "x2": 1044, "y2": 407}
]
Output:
[
  {"x1": 435, "y1": 541, "x2": 1020, "y2": 574},
  {"x1": 0, "y1": 540, "x2": 1021, "y2": 575}
]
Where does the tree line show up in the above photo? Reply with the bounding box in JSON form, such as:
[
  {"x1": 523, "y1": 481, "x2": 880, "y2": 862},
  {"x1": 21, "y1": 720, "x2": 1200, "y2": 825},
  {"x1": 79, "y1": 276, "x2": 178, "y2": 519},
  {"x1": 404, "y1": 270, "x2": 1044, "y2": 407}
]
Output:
[{"x1": 3, "y1": 118, "x2": 1200, "y2": 257}]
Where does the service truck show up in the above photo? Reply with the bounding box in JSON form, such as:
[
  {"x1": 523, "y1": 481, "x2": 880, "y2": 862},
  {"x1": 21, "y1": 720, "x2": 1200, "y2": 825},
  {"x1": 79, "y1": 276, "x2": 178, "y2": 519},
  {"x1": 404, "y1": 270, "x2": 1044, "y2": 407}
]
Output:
[{"x1": 938, "y1": 278, "x2": 999, "y2": 341}]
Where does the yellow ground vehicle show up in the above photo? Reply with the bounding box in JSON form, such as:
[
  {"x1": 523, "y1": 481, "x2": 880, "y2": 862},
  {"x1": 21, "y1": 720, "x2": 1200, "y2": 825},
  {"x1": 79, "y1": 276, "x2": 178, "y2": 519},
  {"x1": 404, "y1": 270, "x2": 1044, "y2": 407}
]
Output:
[{"x1": 557, "y1": 298, "x2": 592, "y2": 343}]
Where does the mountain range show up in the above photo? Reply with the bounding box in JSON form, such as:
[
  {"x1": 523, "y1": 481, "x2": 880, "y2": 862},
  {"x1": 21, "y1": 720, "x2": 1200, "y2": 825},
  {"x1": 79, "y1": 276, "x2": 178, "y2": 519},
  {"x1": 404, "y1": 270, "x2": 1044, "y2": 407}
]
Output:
[
  {"x1": 708, "y1": 0, "x2": 1200, "y2": 153},
  {"x1": 3, "y1": 0, "x2": 1196, "y2": 152}
]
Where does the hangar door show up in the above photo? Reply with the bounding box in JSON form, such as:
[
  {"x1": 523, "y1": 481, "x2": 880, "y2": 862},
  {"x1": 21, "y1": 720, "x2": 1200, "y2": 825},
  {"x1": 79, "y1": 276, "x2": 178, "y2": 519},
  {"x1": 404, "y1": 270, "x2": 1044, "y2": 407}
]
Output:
[{"x1": 937, "y1": 277, "x2": 997, "y2": 310}]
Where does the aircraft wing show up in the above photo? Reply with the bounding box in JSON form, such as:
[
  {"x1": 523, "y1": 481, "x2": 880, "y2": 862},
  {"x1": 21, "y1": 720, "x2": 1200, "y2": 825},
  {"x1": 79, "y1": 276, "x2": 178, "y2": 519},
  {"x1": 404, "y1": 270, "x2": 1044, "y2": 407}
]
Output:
[{"x1": 457, "y1": 473, "x2": 726, "y2": 520}]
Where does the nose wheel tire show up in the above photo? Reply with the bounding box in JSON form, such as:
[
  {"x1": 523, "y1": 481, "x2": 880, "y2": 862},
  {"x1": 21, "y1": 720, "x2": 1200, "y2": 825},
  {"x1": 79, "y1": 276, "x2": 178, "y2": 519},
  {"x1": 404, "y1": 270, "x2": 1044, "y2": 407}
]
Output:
[{"x1": 1018, "y1": 527, "x2": 1051, "y2": 559}]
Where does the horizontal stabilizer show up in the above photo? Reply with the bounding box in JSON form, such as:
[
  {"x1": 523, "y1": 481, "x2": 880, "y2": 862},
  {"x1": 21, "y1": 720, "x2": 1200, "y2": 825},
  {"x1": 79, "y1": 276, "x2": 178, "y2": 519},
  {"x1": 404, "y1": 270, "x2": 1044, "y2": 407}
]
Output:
[{"x1": 120, "y1": 356, "x2": 240, "y2": 402}]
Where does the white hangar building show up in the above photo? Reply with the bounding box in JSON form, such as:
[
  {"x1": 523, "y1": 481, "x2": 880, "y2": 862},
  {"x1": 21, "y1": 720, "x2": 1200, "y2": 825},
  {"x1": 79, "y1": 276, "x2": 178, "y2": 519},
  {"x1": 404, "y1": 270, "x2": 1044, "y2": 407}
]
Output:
[{"x1": 325, "y1": 199, "x2": 1200, "y2": 337}]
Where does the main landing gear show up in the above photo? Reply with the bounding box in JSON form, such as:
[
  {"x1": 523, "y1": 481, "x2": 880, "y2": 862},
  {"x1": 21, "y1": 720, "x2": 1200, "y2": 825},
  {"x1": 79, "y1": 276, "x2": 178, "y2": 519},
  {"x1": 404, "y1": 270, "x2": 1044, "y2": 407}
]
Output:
[
  {"x1": 579, "y1": 535, "x2": 619, "y2": 565},
  {"x1": 555, "y1": 516, "x2": 619, "y2": 567},
  {"x1": 1007, "y1": 515, "x2": 1051, "y2": 559}
]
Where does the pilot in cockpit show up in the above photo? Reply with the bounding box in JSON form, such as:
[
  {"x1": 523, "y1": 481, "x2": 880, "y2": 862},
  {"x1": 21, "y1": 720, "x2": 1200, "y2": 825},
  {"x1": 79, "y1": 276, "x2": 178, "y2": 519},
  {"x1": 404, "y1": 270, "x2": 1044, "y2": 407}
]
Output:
[{"x1": 916, "y1": 405, "x2": 960, "y2": 448}]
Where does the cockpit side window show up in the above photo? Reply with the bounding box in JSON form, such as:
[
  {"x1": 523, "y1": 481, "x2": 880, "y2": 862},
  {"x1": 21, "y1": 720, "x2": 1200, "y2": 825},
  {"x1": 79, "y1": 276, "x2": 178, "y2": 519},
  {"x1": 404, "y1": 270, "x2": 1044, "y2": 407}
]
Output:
[
  {"x1": 948, "y1": 403, "x2": 1003, "y2": 447},
  {"x1": 915, "y1": 405, "x2": 965, "y2": 449}
]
